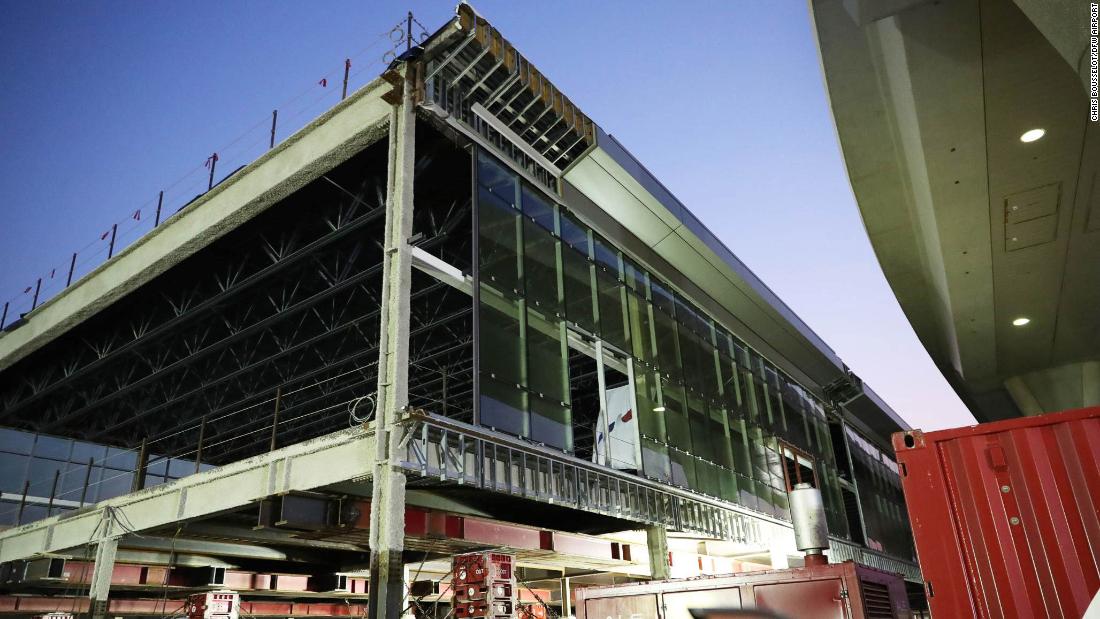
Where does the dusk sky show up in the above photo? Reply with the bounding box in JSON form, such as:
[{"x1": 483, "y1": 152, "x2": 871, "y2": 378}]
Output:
[{"x1": 0, "y1": 1, "x2": 976, "y2": 431}]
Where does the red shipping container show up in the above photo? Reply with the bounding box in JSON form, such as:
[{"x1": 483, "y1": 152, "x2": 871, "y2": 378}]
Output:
[{"x1": 893, "y1": 406, "x2": 1100, "y2": 618}]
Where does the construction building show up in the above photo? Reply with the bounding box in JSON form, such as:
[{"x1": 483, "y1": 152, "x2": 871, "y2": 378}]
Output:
[{"x1": 1, "y1": 6, "x2": 921, "y2": 617}]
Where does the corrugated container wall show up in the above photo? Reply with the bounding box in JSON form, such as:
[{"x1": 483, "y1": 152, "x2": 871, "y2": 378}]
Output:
[{"x1": 893, "y1": 406, "x2": 1100, "y2": 618}]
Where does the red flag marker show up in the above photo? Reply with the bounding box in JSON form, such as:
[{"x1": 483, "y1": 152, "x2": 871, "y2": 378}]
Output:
[{"x1": 319, "y1": 78, "x2": 328, "y2": 87}]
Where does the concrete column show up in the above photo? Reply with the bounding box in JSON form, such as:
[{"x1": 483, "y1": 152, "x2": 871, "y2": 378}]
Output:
[
  {"x1": 646, "y1": 525, "x2": 670, "y2": 580},
  {"x1": 88, "y1": 535, "x2": 119, "y2": 619},
  {"x1": 367, "y1": 62, "x2": 416, "y2": 619}
]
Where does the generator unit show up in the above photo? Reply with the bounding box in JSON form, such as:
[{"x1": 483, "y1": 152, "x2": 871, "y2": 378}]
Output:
[
  {"x1": 451, "y1": 552, "x2": 515, "y2": 619},
  {"x1": 186, "y1": 590, "x2": 240, "y2": 619}
]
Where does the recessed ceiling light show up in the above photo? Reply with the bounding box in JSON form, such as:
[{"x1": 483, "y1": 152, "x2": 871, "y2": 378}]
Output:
[
  {"x1": 653, "y1": 406, "x2": 666, "y2": 412},
  {"x1": 1012, "y1": 317, "x2": 1031, "y2": 327},
  {"x1": 1019, "y1": 129, "x2": 1045, "y2": 143}
]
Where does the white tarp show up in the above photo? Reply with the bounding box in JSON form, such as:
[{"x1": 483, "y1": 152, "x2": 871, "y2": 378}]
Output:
[{"x1": 593, "y1": 384, "x2": 640, "y2": 470}]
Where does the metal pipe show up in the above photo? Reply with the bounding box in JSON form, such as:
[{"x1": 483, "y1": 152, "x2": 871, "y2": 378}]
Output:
[
  {"x1": 207, "y1": 153, "x2": 218, "y2": 190},
  {"x1": 31, "y1": 278, "x2": 42, "y2": 310},
  {"x1": 195, "y1": 415, "x2": 207, "y2": 474},
  {"x1": 107, "y1": 224, "x2": 118, "y2": 259},
  {"x1": 154, "y1": 190, "x2": 164, "y2": 227},
  {"x1": 1, "y1": 301, "x2": 7, "y2": 330},
  {"x1": 406, "y1": 11, "x2": 413, "y2": 52},
  {"x1": 132, "y1": 438, "x2": 148, "y2": 492},
  {"x1": 270, "y1": 386, "x2": 282, "y2": 451},
  {"x1": 342, "y1": 59, "x2": 351, "y2": 100},
  {"x1": 80, "y1": 458, "x2": 94, "y2": 506},
  {"x1": 16, "y1": 481, "x2": 29, "y2": 525},
  {"x1": 66, "y1": 252, "x2": 77, "y2": 287},
  {"x1": 270, "y1": 110, "x2": 278, "y2": 149},
  {"x1": 46, "y1": 469, "x2": 60, "y2": 514}
]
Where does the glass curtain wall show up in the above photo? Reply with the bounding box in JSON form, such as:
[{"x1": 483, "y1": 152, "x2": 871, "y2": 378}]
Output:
[
  {"x1": 473, "y1": 149, "x2": 856, "y2": 537},
  {"x1": 846, "y1": 426, "x2": 914, "y2": 559},
  {"x1": 0, "y1": 427, "x2": 209, "y2": 525}
]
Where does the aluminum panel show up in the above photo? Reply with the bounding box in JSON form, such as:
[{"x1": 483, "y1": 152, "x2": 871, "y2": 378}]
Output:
[{"x1": 894, "y1": 406, "x2": 1100, "y2": 618}]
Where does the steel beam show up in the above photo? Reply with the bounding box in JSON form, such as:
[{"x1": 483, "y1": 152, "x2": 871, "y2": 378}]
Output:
[{"x1": 367, "y1": 62, "x2": 417, "y2": 619}]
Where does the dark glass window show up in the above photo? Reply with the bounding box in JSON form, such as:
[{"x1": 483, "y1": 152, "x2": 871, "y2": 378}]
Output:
[
  {"x1": 32, "y1": 436, "x2": 72, "y2": 460},
  {"x1": 523, "y1": 219, "x2": 562, "y2": 314},
  {"x1": 480, "y1": 377, "x2": 528, "y2": 438},
  {"x1": 526, "y1": 309, "x2": 568, "y2": 403},
  {"x1": 561, "y1": 245, "x2": 596, "y2": 332},
  {"x1": 596, "y1": 271, "x2": 629, "y2": 351},
  {"x1": 0, "y1": 429, "x2": 34, "y2": 455},
  {"x1": 479, "y1": 294, "x2": 525, "y2": 387},
  {"x1": 521, "y1": 185, "x2": 555, "y2": 232},
  {"x1": 478, "y1": 189, "x2": 522, "y2": 296},
  {"x1": 529, "y1": 395, "x2": 571, "y2": 452}
]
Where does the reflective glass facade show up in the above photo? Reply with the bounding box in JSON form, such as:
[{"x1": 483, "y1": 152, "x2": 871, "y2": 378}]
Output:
[
  {"x1": 472, "y1": 149, "x2": 905, "y2": 541},
  {"x1": 0, "y1": 427, "x2": 209, "y2": 526}
]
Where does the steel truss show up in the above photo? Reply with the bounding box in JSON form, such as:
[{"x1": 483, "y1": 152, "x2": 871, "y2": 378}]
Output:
[{"x1": 0, "y1": 128, "x2": 474, "y2": 467}]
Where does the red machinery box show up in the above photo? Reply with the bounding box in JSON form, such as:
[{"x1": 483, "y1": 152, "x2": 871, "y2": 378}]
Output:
[
  {"x1": 451, "y1": 552, "x2": 515, "y2": 619},
  {"x1": 186, "y1": 591, "x2": 239, "y2": 619}
]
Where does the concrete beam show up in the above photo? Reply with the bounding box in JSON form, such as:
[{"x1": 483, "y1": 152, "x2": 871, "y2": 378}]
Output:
[{"x1": 0, "y1": 77, "x2": 392, "y2": 373}]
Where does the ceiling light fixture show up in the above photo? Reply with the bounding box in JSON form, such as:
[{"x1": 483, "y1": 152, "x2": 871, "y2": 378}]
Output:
[
  {"x1": 1012, "y1": 317, "x2": 1031, "y2": 327},
  {"x1": 1019, "y1": 128, "x2": 1045, "y2": 143},
  {"x1": 653, "y1": 406, "x2": 666, "y2": 413}
]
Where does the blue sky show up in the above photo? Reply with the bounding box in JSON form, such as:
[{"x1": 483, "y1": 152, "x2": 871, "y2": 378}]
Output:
[{"x1": 0, "y1": 1, "x2": 975, "y2": 430}]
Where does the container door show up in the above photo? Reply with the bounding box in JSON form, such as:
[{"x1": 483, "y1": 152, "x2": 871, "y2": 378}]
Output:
[
  {"x1": 753, "y1": 579, "x2": 848, "y2": 619},
  {"x1": 662, "y1": 587, "x2": 742, "y2": 618},
  {"x1": 582, "y1": 593, "x2": 659, "y2": 619}
]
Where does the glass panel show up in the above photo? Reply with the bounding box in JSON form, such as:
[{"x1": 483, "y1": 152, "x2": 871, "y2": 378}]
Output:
[
  {"x1": 0, "y1": 428, "x2": 34, "y2": 455},
  {"x1": 0, "y1": 453, "x2": 28, "y2": 493},
  {"x1": 561, "y1": 245, "x2": 596, "y2": 332},
  {"x1": 661, "y1": 379, "x2": 692, "y2": 452},
  {"x1": 32, "y1": 436, "x2": 71, "y2": 460},
  {"x1": 478, "y1": 188, "x2": 522, "y2": 296},
  {"x1": 525, "y1": 308, "x2": 568, "y2": 403},
  {"x1": 641, "y1": 437, "x2": 671, "y2": 482},
  {"x1": 669, "y1": 448, "x2": 696, "y2": 489},
  {"x1": 521, "y1": 184, "x2": 555, "y2": 232},
  {"x1": 627, "y1": 293, "x2": 656, "y2": 366},
  {"x1": 623, "y1": 257, "x2": 645, "y2": 292},
  {"x1": 558, "y1": 211, "x2": 589, "y2": 252},
  {"x1": 596, "y1": 271, "x2": 629, "y2": 351},
  {"x1": 687, "y1": 392, "x2": 713, "y2": 462},
  {"x1": 70, "y1": 441, "x2": 108, "y2": 463},
  {"x1": 652, "y1": 307, "x2": 681, "y2": 382},
  {"x1": 478, "y1": 149, "x2": 516, "y2": 203},
  {"x1": 479, "y1": 293, "x2": 525, "y2": 387},
  {"x1": 650, "y1": 279, "x2": 676, "y2": 316},
  {"x1": 479, "y1": 376, "x2": 528, "y2": 438},
  {"x1": 523, "y1": 219, "x2": 562, "y2": 315},
  {"x1": 530, "y1": 395, "x2": 571, "y2": 452},
  {"x1": 591, "y1": 234, "x2": 619, "y2": 275},
  {"x1": 633, "y1": 367, "x2": 666, "y2": 442}
]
